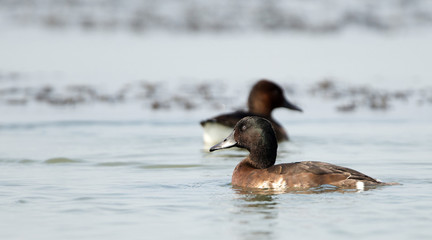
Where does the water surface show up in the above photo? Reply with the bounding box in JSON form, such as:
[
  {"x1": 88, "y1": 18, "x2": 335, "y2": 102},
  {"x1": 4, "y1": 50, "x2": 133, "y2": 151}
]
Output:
[{"x1": 1, "y1": 113, "x2": 431, "y2": 240}]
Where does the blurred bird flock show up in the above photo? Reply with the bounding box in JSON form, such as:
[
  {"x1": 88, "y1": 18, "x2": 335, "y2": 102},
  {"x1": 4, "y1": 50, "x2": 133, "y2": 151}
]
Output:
[
  {"x1": 2, "y1": 0, "x2": 432, "y2": 33},
  {"x1": 1, "y1": 0, "x2": 432, "y2": 113},
  {"x1": 1, "y1": 76, "x2": 431, "y2": 113}
]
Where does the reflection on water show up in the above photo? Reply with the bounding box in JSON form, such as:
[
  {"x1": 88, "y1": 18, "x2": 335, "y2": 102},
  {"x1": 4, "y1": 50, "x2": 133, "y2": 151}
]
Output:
[
  {"x1": 229, "y1": 183, "x2": 389, "y2": 240},
  {"x1": 233, "y1": 184, "x2": 379, "y2": 196},
  {"x1": 234, "y1": 189, "x2": 278, "y2": 213},
  {"x1": 232, "y1": 189, "x2": 279, "y2": 240}
]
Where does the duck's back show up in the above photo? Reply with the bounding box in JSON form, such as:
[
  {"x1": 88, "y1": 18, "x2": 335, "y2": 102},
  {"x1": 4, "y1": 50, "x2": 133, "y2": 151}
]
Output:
[{"x1": 200, "y1": 111, "x2": 251, "y2": 128}]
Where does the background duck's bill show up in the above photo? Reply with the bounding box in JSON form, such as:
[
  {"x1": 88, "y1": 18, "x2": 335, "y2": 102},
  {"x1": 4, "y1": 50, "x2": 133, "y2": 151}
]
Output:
[{"x1": 283, "y1": 99, "x2": 303, "y2": 112}]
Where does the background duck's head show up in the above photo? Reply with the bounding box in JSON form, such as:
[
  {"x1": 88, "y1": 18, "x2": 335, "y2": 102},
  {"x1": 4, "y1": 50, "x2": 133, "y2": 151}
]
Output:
[{"x1": 248, "y1": 79, "x2": 302, "y2": 116}]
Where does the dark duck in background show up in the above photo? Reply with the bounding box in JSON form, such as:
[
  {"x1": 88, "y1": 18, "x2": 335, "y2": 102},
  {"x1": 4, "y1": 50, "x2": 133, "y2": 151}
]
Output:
[{"x1": 201, "y1": 79, "x2": 302, "y2": 146}]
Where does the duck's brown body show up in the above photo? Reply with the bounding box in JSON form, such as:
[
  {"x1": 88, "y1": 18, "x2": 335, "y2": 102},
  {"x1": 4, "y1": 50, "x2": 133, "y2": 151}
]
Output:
[
  {"x1": 210, "y1": 116, "x2": 393, "y2": 191},
  {"x1": 232, "y1": 159, "x2": 381, "y2": 189}
]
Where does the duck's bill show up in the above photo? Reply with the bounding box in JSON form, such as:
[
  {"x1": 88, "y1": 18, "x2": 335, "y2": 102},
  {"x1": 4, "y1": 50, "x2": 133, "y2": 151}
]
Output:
[
  {"x1": 209, "y1": 130, "x2": 237, "y2": 152},
  {"x1": 283, "y1": 98, "x2": 303, "y2": 112}
]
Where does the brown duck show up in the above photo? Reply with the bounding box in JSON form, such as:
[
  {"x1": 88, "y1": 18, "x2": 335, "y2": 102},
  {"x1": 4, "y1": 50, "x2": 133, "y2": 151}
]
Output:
[{"x1": 210, "y1": 116, "x2": 394, "y2": 190}]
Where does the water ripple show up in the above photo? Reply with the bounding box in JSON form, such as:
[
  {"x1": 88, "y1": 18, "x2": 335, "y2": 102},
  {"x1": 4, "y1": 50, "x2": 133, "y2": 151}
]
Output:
[
  {"x1": 95, "y1": 161, "x2": 141, "y2": 167},
  {"x1": 0, "y1": 158, "x2": 37, "y2": 164},
  {"x1": 138, "y1": 164, "x2": 203, "y2": 169},
  {"x1": 44, "y1": 157, "x2": 83, "y2": 164}
]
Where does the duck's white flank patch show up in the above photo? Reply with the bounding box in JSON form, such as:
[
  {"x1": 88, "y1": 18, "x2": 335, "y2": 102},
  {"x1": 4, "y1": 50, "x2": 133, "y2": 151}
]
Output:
[
  {"x1": 257, "y1": 181, "x2": 270, "y2": 189},
  {"x1": 257, "y1": 179, "x2": 287, "y2": 189},
  {"x1": 271, "y1": 178, "x2": 287, "y2": 189},
  {"x1": 356, "y1": 181, "x2": 365, "y2": 191}
]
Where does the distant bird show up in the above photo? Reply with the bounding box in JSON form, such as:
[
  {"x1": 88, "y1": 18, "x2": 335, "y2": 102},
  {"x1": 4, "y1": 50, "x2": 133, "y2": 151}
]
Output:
[
  {"x1": 210, "y1": 116, "x2": 395, "y2": 190},
  {"x1": 200, "y1": 79, "x2": 302, "y2": 146}
]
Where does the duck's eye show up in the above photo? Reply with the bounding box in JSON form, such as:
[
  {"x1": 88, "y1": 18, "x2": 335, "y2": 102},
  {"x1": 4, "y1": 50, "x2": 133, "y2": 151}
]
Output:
[
  {"x1": 272, "y1": 89, "x2": 282, "y2": 96},
  {"x1": 241, "y1": 125, "x2": 247, "y2": 132}
]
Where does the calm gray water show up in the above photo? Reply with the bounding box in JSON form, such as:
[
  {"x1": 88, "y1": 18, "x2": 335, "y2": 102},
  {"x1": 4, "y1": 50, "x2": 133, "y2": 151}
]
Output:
[{"x1": 1, "y1": 112, "x2": 431, "y2": 240}]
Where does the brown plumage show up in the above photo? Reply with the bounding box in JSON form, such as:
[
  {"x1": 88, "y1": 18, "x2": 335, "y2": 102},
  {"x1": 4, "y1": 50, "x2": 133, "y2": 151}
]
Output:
[{"x1": 210, "y1": 116, "x2": 394, "y2": 190}]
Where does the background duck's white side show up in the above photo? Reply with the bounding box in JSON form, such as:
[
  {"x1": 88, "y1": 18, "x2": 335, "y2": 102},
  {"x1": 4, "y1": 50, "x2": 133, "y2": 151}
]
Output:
[{"x1": 202, "y1": 122, "x2": 233, "y2": 147}]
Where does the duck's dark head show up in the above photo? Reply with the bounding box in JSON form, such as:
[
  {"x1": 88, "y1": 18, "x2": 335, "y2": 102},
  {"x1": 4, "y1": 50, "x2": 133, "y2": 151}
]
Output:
[
  {"x1": 247, "y1": 79, "x2": 303, "y2": 116},
  {"x1": 210, "y1": 116, "x2": 278, "y2": 169}
]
